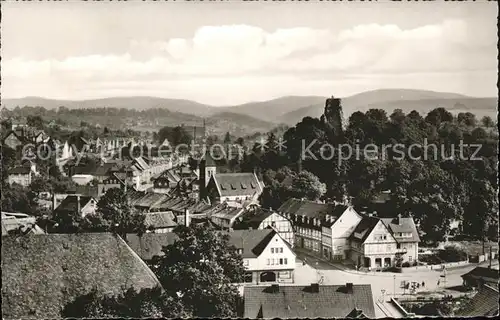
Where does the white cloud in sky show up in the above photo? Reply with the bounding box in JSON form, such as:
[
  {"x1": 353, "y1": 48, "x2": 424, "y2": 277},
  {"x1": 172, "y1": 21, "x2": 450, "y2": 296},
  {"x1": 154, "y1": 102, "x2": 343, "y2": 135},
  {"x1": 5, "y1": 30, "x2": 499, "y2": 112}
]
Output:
[{"x1": 2, "y1": 19, "x2": 497, "y2": 104}]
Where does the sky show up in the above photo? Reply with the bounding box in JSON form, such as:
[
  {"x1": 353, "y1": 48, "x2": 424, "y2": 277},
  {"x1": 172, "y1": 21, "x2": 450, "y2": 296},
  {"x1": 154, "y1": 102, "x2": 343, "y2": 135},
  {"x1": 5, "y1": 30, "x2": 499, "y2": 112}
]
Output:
[{"x1": 1, "y1": 1, "x2": 498, "y2": 106}]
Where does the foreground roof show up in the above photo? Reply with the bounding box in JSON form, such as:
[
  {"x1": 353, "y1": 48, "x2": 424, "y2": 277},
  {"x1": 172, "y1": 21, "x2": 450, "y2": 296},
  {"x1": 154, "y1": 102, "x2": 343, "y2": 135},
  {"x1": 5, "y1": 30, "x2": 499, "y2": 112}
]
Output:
[
  {"x1": 456, "y1": 284, "x2": 499, "y2": 317},
  {"x1": 1, "y1": 233, "x2": 161, "y2": 319},
  {"x1": 244, "y1": 284, "x2": 375, "y2": 318}
]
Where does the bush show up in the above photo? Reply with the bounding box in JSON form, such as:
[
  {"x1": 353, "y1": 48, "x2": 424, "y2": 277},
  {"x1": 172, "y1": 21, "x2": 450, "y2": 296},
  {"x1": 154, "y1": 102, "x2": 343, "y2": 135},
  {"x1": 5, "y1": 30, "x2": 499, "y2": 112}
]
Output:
[
  {"x1": 438, "y1": 246, "x2": 468, "y2": 262},
  {"x1": 402, "y1": 262, "x2": 411, "y2": 268}
]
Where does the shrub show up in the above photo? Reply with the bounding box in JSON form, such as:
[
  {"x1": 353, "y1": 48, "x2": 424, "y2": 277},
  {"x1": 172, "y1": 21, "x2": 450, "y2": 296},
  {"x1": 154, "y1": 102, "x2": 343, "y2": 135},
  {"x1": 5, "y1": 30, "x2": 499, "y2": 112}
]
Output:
[
  {"x1": 402, "y1": 262, "x2": 411, "y2": 268},
  {"x1": 438, "y1": 246, "x2": 468, "y2": 262}
]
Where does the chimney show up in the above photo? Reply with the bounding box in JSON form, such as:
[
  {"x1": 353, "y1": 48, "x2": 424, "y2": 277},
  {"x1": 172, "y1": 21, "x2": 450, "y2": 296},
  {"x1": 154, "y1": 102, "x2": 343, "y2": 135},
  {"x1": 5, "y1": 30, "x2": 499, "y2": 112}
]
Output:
[
  {"x1": 311, "y1": 283, "x2": 319, "y2": 293},
  {"x1": 346, "y1": 283, "x2": 353, "y2": 293},
  {"x1": 270, "y1": 284, "x2": 279, "y2": 293},
  {"x1": 184, "y1": 208, "x2": 190, "y2": 227},
  {"x1": 397, "y1": 213, "x2": 402, "y2": 225}
]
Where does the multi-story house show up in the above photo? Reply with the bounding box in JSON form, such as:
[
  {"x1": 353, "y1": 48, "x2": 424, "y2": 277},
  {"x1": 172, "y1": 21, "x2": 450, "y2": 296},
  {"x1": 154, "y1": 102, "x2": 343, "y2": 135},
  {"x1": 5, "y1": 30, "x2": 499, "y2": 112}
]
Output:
[
  {"x1": 348, "y1": 214, "x2": 420, "y2": 269},
  {"x1": 277, "y1": 198, "x2": 361, "y2": 260},
  {"x1": 233, "y1": 208, "x2": 295, "y2": 247},
  {"x1": 229, "y1": 229, "x2": 297, "y2": 284},
  {"x1": 7, "y1": 162, "x2": 38, "y2": 187}
]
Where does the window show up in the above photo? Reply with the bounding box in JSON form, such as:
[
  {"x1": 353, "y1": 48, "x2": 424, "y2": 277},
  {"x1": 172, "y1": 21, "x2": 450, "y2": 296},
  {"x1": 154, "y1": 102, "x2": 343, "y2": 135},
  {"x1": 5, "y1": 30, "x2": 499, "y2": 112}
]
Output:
[
  {"x1": 280, "y1": 258, "x2": 283, "y2": 265},
  {"x1": 279, "y1": 248, "x2": 283, "y2": 253},
  {"x1": 271, "y1": 259, "x2": 275, "y2": 265},
  {"x1": 271, "y1": 248, "x2": 274, "y2": 254},
  {"x1": 244, "y1": 260, "x2": 249, "y2": 266},
  {"x1": 409, "y1": 256, "x2": 413, "y2": 262},
  {"x1": 284, "y1": 258, "x2": 288, "y2": 265},
  {"x1": 267, "y1": 259, "x2": 270, "y2": 265}
]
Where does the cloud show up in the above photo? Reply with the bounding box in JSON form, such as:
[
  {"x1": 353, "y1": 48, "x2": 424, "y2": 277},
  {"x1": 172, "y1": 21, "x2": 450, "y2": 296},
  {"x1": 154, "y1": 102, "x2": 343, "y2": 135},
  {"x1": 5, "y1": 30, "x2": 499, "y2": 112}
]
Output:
[{"x1": 2, "y1": 19, "x2": 496, "y2": 103}]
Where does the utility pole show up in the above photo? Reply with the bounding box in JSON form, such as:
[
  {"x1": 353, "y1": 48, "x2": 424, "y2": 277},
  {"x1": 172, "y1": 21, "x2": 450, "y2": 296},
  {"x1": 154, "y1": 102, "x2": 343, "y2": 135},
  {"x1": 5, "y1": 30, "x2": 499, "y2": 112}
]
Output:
[{"x1": 393, "y1": 275, "x2": 396, "y2": 298}]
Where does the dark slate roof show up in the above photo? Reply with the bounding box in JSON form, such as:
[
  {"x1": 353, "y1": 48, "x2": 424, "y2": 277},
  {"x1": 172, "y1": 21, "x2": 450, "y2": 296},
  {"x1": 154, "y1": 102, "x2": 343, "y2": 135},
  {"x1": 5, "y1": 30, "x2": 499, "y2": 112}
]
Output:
[
  {"x1": 1, "y1": 233, "x2": 162, "y2": 319},
  {"x1": 53, "y1": 196, "x2": 93, "y2": 215},
  {"x1": 278, "y1": 198, "x2": 347, "y2": 220},
  {"x1": 456, "y1": 284, "x2": 499, "y2": 317},
  {"x1": 349, "y1": 215, "x2": 380, "y2": 243},
  {"x1": 235, "y1": 208, "x2": 275, "y2": 229},
  {"x1": 8, "y1": 166, "x2": 31, "y2": 175},
  {"x1": 381, "y1": 217, "x2": 421, "y2": 243},
  {"x1": 212, "y1": 173, "x2": 263, "y2": 197},
  {"x1": 132, "y1": 193, "x2": 165, "y2": 209},
  {"x1": 244, "y1": 284, "x2": 375, "y2": 319},
  {"x1": 227, "y1": 229, "x2": 276, "y2": 258},
  {"x1": 126, "y1": 229, "x2": 276, "y2": 261},
  {"x1": 125, "y1": 233, "x2": 180, "y2": 261},
  {"x1": 144, "y1": 212, "x2": 178, "y2": 229},
  {"x1": 234, "y1": 208, "x2": 291, "y2": 230},
  {"x1": 462, "y1": 267, "x2": 500, "y2": 281}
]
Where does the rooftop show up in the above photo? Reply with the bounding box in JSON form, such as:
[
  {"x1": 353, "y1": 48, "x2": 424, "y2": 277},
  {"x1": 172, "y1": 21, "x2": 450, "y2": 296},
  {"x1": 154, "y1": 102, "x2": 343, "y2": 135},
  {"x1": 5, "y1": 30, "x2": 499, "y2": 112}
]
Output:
[
  {"x1": 278, "y1": 198, "x2": 347, "y2": 220},
  {"x1": 1, "y1": 233, "x2": 161, "y2": 319},
  {"x1": 212, "y1": 173, "x2": 263, "y2": 198},
  {"x1": 244, "y1": 283, "x2": 375, "y2": 319}
]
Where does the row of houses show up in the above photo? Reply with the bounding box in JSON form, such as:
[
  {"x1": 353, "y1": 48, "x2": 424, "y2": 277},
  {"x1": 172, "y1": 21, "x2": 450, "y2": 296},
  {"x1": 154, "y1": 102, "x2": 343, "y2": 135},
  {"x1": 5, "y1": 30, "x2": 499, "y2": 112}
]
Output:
[{"x1": 276, "y1": 198, "x2": 420, "y2": 269}]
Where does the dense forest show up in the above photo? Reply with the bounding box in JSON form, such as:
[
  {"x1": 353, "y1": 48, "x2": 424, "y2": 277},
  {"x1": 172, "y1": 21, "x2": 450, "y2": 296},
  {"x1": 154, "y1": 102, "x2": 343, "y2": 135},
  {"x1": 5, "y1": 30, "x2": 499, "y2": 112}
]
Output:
[{"x1": 240, "y1": 100, "x2": 498, "y2": 243}]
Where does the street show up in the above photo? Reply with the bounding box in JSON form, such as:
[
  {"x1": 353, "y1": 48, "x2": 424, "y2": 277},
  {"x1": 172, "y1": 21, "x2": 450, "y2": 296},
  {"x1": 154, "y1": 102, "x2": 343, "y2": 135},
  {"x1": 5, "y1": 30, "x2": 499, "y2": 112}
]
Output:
[{"x1": 293, "y1": 250, "x2": 499, "y2": 302}]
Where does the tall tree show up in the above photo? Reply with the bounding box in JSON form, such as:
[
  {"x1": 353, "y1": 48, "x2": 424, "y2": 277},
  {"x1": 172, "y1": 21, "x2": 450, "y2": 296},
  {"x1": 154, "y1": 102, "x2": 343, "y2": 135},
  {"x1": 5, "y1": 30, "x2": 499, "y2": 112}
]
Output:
[{"x1": 149, "y1": 224, "x2": 245, "y2": 318}]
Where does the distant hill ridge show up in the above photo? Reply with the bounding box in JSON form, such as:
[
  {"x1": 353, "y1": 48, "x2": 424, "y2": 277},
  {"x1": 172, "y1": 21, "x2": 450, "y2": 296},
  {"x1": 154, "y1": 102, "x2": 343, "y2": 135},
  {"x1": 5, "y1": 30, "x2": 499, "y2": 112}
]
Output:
[{"x1": 2, "y1": 89, "x2": 496, "y2": 126}]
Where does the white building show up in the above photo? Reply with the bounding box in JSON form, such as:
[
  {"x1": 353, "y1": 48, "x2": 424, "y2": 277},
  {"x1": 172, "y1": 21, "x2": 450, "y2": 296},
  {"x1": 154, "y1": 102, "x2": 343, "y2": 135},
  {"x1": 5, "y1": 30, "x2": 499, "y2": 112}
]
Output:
[{"x1": 229, "y1": 229, "x2": 297, "y2": 284}]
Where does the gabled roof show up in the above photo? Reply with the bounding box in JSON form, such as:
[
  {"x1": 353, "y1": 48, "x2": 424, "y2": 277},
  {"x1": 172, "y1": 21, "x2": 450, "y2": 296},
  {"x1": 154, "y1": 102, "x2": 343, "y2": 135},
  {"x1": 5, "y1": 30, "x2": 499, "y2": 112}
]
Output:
[
  {"x1": 144, "y1": 212, "x2": 178, "y2": 230},
  {"x1": 381, "y1": 217, "x2": 421, "y2": 243},
  {"x1": 227, "y1": 229, "x2": 276, "y2": 258},
  {"x1": 244, "y1": 284, "x2": 376, "y2": 319},
  {"x1": 349, "y1": 215, "x2": 380, "y2": 243},
  {"x1": 1, "y1": 233, "x2": 162, "y2": 319},
  {"x1": 126, "y1": 229, "x2": 277, "y2": 261},
  {"x1": 53, "y1": 195, "x2": 94, "y2": 215},
  {"x1": 456, "y1": 284, "x2": 499, "y2": 317},
  {"x1": 234, "y1": 208, "x2": 290, "y2": 230},
  {"x1": 278, "y1": 198, "x2": 347, "y2": 220},
  {"x1": 212, "y1": 173, "x2": 263, "y2": 198},
  {"x1": 462, "y1": 267, "x2": 499, "y2": 281},
  {"x1": 277, "y1": 198, "x2": 351, "y2": 228}
]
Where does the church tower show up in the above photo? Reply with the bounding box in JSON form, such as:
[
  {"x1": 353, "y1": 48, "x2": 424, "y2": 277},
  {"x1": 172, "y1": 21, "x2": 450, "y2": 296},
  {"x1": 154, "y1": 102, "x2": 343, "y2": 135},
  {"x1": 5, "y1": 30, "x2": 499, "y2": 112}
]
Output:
[{"x1": 199, "y1": 151, "x2": 217, "y2": 199}]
